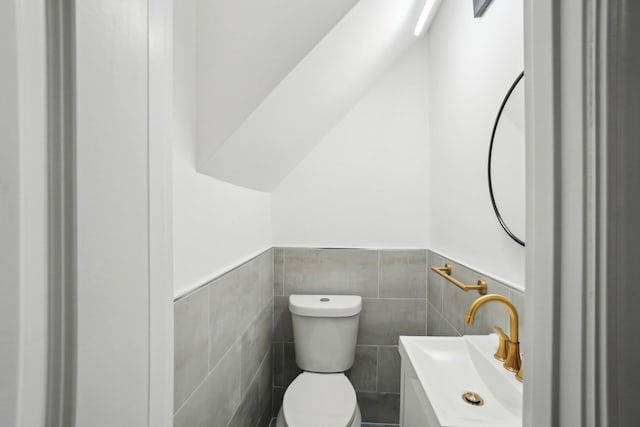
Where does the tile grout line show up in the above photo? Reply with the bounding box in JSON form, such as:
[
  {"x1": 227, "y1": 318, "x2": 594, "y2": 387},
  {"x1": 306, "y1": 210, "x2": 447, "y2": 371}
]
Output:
[
  {"x1": 425, "y1": 251, "x2": 429, "y2": 302},
  {"x1": 280, "y1": 342, "x2": 284, "y2": 390},
  {"x1": 445, "y1": 312, "x2": 462, "y2": 337},
  {"x1": 226, "y1": 350, "x2": 272, "y2": 427},
  {"x1": 426, "y1": 251, "x2": 429, "y2": 336},
  {"x1": 282, "y1": 248, "x2": 286, "y2": 296},
  {"x1": 271, "y1": 388, "x2": 276, "y2": 422},
  {"x1": 427, "y1": 301, "x2": 461, "y2": 336},
  {"x1": 271, "y1": 250, "x2": 277, "y2": 392},
  {"x1": 375, "y1": 345, "x2": 379, "y2": 393},
  {"x1": 177, "y1": 336, "x2": 238, "y2": 417},
  {"x1": 207, "y1": 285, "x2": 211, "y2": 373},
  {"x1": 377, "y1": 250, "x2": 380, "y2": 298},
  {"x1": 439, "y1": 275, "x2": 444, "y2": 313}
]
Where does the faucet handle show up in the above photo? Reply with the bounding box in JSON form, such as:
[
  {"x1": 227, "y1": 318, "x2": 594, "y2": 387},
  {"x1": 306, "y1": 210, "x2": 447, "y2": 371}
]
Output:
[{"x1": 492, "y1": 326, "x2": 509, "y2": 362}]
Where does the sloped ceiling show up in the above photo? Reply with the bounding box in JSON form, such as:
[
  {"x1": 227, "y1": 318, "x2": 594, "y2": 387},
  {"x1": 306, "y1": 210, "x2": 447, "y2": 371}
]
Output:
[{"x1": 197, "y1": 0, "x2": 427, "y2": 191}]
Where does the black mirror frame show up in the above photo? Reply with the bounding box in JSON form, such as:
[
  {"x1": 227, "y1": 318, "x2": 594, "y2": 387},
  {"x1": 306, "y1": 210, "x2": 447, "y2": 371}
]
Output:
[{"x1": 488, "y1": 70, "x2": 525, "y2": 247}]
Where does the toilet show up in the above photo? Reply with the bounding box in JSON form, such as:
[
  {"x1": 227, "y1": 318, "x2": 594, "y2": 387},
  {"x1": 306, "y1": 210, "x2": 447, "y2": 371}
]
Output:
[{"x1": 276, "y1": 294, "x2": 363, "y2": 427}]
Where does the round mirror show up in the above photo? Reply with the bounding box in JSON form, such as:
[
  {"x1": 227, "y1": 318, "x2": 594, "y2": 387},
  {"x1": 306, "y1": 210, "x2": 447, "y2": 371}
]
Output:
[{"x1": 488, "y1": 71, "x2": 525, "y2": 246}]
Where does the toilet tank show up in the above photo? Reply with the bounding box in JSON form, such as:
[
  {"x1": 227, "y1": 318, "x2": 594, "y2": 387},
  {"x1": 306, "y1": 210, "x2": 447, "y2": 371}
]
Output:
[{"x1": 289, "y1": 295, "x2": 362, "y2": 373}]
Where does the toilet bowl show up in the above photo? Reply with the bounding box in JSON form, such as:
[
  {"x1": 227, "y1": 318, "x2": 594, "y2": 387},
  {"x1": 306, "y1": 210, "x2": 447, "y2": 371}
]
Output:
[
  {"x1": 275, "y1": 295, "x2": 363, "y2": 427},
  {"x1": 276, "y1": 372, "x2": 361, "y2": 427}
]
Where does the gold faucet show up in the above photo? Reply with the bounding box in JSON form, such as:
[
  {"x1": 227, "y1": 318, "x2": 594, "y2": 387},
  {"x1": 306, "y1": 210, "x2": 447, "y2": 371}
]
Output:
[{"x1": 465, "y1": 294, "x2": 522, "y2": 374}]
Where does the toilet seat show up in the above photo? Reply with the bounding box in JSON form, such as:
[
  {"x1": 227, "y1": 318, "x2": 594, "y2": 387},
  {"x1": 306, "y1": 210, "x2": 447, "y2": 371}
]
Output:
[{"x1": 282, "y1": 372, "x2": 357, "y2": 427}]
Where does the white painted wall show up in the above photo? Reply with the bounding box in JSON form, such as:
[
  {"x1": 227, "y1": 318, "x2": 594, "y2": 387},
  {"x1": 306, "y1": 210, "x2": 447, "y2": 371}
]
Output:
[
  {"x1": 428, "y1": 0, "x2": 525, "y2": 288},
  {"x1": 273, "y1": 38, "x2": 430, "y2": 248},
  {"x1": 199, "y1": 0, "x2": 426, "y2": 191},
  {"x1": 173, "y1": 0, "x2": 272, "y2": 297},
  {"x1": 178, "y1": 0, "x2": 523, "y2": 290},
  {"x1": 196, "y1": 0, "x2": 358, "y2": 161}
]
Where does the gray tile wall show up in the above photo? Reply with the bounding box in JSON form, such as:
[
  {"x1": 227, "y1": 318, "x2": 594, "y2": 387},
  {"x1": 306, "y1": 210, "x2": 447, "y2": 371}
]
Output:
[
  {"x1": 173, "y1": 247, "x2": 523, "y2": 427},
  {"x1": 427, "y1": 250, "x2": 526, "y2": 346},
  {"x1": 272, "y1": 248, "x2": 427, "y2": 426},
  {"x1": 174, "y1": 249, "x2": 274, "y2": 427}
]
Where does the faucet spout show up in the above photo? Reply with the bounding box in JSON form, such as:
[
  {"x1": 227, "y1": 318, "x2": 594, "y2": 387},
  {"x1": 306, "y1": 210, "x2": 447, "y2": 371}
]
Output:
[{"x1": 465, "y1": 294, "x2": 521, "y2": 373}]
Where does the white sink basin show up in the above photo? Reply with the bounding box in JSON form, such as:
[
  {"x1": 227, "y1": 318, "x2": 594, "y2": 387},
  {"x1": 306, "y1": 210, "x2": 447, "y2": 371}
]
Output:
[{"x1": 399, "y1": 335, "x2": 522, "y2": 427}]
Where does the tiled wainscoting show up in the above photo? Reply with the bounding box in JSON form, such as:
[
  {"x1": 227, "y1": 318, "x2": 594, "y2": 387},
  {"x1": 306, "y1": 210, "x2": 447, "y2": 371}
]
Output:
[
  {"x1": 427, "y1": 250, "x2": 525, "y2": 341},
  {"x1": 173, "y1": 247, "x2": 525, "y2": 427},
  {"x1": 173, "y1": 249, "x2": 274, "y2": 427},
  {"x1": 272, "y1": 248, "x2": 427, "y2": 425}
]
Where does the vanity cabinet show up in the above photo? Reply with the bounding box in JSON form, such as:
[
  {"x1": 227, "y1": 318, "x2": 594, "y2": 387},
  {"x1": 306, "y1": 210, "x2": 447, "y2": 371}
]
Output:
[{"x1": 399, "y1": 359, "x2": 441, "y2": 427}]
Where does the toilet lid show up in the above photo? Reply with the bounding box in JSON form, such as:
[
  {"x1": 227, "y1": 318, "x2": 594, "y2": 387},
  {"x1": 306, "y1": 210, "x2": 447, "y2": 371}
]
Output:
[{"x1": 283, "y1": 372, "x2": 356, "y2": 427}]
